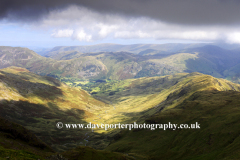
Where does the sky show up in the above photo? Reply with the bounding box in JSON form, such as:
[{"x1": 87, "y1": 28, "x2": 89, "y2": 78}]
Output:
[{"x1": 1, "y1": 0, "x2": 240, "y2": 48}]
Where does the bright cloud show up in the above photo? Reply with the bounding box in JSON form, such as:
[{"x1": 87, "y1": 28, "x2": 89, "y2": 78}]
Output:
[
  {"x1": 51, "y1": 29, "x2": 73, "y2": 38},
  {"x1": 226, "y1": 32, "x2": 240, "y2": 44},
  {"x1": 27, "y1": 5, "x2": 240, "y2": 43},
  {"x1": 73, "y1": 29, "x2": 92, "y2": 41}
]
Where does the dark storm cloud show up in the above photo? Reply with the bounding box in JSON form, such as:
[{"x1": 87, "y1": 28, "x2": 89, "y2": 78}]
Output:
[{"x1": 1, "y1": 0, "x2": 240, "y2": 25}]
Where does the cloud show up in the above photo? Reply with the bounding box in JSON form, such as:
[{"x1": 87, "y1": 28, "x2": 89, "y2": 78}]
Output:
[
  {"x1": 23, "y1": 6, "x2": 237, "y2": 43},
  {"x1": 51, "y1": 28, "x2": 92, "y2": 42},
  {"x1": 2, "y1": 1, "x2": 240, "y2": 44},
  {"x1": 51, "y1": 29, "x2": 73, "y2": 38},
  {"x1": 73, "y1": 29, "x2": 92, "y2": 42},
  {"x1": 97, "y1": 24, "x2": 118, "y2": 38},
  {"x1": 226, "y1": 32, "x2": 240, "y2": 44},
  {"x1": 1, "y1": 0, "x2": 240, "y2": 26}
]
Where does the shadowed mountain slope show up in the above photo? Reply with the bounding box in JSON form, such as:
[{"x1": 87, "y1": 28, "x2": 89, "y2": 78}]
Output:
[
  {"x1": 0, "y1": 116, "x2": 54, "y2": 159},
  {"x1": 0, "y1": 116, "x2": 133, "y2": 160}
]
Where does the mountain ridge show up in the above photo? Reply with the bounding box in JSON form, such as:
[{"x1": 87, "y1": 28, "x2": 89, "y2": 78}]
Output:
[
  {"x1": 2, "y1": 45, "x2": 240, "y2": 83},
  {"x1": 1, "y1": 66, "x2": 240, "y2": 159}
]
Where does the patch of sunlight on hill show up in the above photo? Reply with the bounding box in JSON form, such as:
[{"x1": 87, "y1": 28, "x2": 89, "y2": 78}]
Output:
[
  {"x1": 0, "y1": 67, "x2": 110, "y2": 151},
  {"x1": 148, "y1": 52, "x2": 198, "y2": 70},
  {"x1": 86, "y1": 72, "x2": 240, "y2": 130}
]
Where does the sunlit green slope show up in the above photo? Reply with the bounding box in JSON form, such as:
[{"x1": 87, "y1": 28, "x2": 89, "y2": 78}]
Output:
[
  {"x1": 105, "y1": 90, "x2": 240, "y2": 160},
  {"x1": 0, "y1": 66, "x2": 109, "y2": 151},
  {"x1": 85, "y1": 72, "x2": 240, "y2": 126}
]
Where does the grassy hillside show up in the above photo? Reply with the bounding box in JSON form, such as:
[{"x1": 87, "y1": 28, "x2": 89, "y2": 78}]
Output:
[
  {"x1": 105, "y1": 90, "x2": 240, "y2": 160},
  {"x1": 46, "y1": 50, "x2": 84, "y2": 60},
  {"x1": 0, "y1": 116, "x2": 133, "y2": 160},
  {"x1": 0, "y1": 46, "x2": 107, "y2": 80},
  {"x1": 41, "y1": 45, "x2": 240, "y2": 83},
  {"x1": 2, "y1": 45, "x2": 240, "y2": 83},
  {"x1": 78, "y1": 71, "x2": 240, "y2": 159},
  {"x1": 0, "y1": 116, "x2": 54, "y2": 159},
  {"x1": 0, "y1": 66, "x2": 110, "y2": 151},
  {"x1": 1, "y1": 66, "x2": 240, "y2": 159},
  {"x1": 50, "y1": 51, "x2": 197, "y2": 80},
  {"x1": 82, "y1": 72, "x2": 240, "y2": 128},
  {"x1": 183, "y1": 45, "x2": 240, "y2": 77},
  {"x1": 0, "y1": 46, "x2": 196, "y2": 80}
]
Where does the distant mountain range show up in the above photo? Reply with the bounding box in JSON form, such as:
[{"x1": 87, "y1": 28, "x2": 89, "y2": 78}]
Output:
[
  {"x1": 44, "y1": 43, "x2": 205, "y2": 56},
  {"x1": 42, "y1": 43, "x2": 240, "y2": 56},
  {"x1": 1, "y1": 44, "x2": 240, "y2": 83}
]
